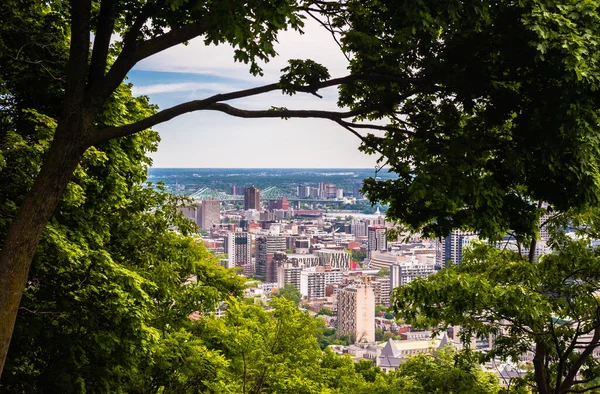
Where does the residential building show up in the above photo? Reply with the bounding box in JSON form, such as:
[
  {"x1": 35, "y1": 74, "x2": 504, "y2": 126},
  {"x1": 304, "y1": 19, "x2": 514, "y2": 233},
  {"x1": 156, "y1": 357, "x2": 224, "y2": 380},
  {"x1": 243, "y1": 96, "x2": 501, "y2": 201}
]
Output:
[
  {"x1": 372, "y1": 276, "x2": 391, "y2": 306},
  {"x1": 277, "y1": 262, "x2": 302, "y2": 290},
  {"x1": 255, "y1": 235, "x2": 287, "y2": 278},
  {"x1": 338, "y1": 280, "x2": 375, "y2": 343},
  {"x1": 198, "y1": 199, "x2": 220, "y2": 230},
  {"x1": 368, "y1": 226, "x2": 387, "y2": 258},
  {"x1": 225, "y1": 232, "x2": 252, "y2": 275},
  {"x1": 389, "y1": 260, "x2": 435, "y2": 288}
]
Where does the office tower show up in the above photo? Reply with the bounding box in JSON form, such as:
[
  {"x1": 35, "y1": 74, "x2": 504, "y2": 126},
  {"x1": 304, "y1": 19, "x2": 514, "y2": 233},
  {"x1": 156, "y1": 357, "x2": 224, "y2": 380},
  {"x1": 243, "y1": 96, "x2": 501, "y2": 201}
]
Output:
[
  {"x1": 297, "y1": 185, "x2": 310, "y2": 199},
  {"x1": 368, "y1": 226, "x2": 387, "y2": 258},
  {"x1": 244, "y1": 186, "x2": 260, "y2": 210},
  {"x1": 338, "y1": 280, "x2": 375, "y2": 343},
  {"x1": 255, "y1": 235, "x2": 287, "y2": 278}
]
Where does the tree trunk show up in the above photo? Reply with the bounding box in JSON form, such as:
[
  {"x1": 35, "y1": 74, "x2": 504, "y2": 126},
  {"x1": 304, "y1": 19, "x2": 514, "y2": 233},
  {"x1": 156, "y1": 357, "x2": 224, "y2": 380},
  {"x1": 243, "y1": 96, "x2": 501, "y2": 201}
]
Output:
[
  {"x1": 533, "y1": 341, "x2": 550, "y2": 394},
  {"x1": 0, "y1": 125, "x2": 87, "y2": 377}
]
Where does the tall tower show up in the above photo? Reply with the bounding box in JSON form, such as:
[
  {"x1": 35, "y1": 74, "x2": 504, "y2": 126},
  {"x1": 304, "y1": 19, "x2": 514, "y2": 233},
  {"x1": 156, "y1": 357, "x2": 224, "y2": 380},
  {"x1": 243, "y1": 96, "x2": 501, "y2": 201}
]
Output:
[
  {"x1": 244, "y1": 186, "x2": 261, "y2": 210},
  {"x1": 337, "y1": 280, "x2": 375, "y2": 343},
  {"x1": 367, "y1": 226, "x2": 387, "y2": 258},
  {"x1": 198, "y1": 199, "x2": 221, "y2": 230},
  {"x1": 255, "y1": 235, "x2": 287, "y2": 278}
]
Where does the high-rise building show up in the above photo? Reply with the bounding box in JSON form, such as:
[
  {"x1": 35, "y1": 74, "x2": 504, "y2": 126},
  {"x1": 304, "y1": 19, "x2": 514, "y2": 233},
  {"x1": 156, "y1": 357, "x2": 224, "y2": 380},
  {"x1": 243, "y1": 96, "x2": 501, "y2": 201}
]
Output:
[
  {"x1": 368, "y1": 226, "x2": 387, "y2": 258},
  {"x1": 297, "y1": 185, "x2": 310, "y2": 199},
  {"x1": 338, "y1": 280, "x2": 375, "y2": 343},
  {"x1": 325, "y1": 183, "x2": 337, "y2": 199},
  {"x1": 244, "y1": 186, "x2": 260, "y2": 210},
  {"x1": 300, "y1": 266, "x2": 343, "y2": 299},
  {"x1": 277, "y1": 262, "x2": 302, "y2": 290},
  {"x1": 351, "y1": 220, "x2": 367, "y2": 238},
  {"x1": 225, "y1": 232, "x2": 252, "y2": 274},
  {"x1": 443, "y1": 230, "x2": 477, "y2": 265},
  {"x1": 372, "y1": 277, "x2": 391, "y2": 306},
  {"x1": 198, "y1": 199, "x2": 220, "y2": 230},
  {"x1": 256, "y1": 235, "x2": 287, "y2": 278}
]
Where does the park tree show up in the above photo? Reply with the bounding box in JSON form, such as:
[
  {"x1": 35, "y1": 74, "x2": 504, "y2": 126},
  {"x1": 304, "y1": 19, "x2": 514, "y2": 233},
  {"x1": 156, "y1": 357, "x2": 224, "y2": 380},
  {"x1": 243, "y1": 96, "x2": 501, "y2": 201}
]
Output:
[
  {"x1": 393, "y1": 214, "x2": 600, "y2": 394},
  {"x1": 0, "y1": 0, "x2": 389, "y2": 374}
]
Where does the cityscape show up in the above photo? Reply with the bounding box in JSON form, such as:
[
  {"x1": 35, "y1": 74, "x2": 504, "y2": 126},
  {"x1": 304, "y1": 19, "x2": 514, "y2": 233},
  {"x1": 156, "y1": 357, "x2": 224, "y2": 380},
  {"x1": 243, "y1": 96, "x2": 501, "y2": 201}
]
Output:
[
  {"x1": 154, "y1": 167, "x2": 549, "y2": 386},
  {"x1": 4, "y1": 0, "x2": 600, "y2": 392}
]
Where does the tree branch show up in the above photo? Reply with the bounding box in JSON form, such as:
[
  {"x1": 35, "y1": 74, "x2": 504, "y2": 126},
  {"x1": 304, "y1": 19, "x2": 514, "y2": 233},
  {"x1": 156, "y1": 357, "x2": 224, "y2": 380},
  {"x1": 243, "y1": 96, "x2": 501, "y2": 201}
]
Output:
[
  {"x1": 86, "y1": 18, "x2": 208, "y2": 113},
  {"x1": 92, "y1": 75, "x2": 385, "y2": 143},
  {"x1": 561, "y1": 324, "x2": 600, "y2": 392},
  {"x1": 64, "y1": 0, "x2": 92, "y2": 110},
  {"x1": 88, "y1": 0, "x2": 118, "y2": 85}
]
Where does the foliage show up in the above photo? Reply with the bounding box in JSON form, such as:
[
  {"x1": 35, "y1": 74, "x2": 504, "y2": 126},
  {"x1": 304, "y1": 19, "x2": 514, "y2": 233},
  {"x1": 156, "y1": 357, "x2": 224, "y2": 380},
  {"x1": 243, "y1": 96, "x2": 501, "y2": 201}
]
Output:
[
  {"x1": 351, "y1": 250, "x2": 367, "y2": 263},
  {"x1": 275, "y1": 283, "x2": 302, "y2": 305},
  {"x1": 318, "y1": 307, "x2": 334, "y2": 316},
  {"x1": 328, "y1": 0, "x2": 600, "y2": 242},
  {"x1": 377, "y1": 268, "x2": 390, "y2": 277},
  {"x1": 392, "y1": 216, "x2": 600, "y2": 394}
]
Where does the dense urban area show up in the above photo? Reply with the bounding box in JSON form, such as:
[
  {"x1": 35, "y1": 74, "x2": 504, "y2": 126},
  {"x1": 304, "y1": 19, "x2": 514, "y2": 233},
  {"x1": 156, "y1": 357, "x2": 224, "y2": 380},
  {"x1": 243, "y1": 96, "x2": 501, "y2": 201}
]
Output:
[{"x1": 148, "y1": 168, "x2": 557, "y2": 387}]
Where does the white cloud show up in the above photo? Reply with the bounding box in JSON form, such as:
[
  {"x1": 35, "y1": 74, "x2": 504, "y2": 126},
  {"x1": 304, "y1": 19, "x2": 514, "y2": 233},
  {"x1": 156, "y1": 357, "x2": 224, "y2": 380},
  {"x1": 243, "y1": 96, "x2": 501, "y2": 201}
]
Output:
[
  {"x1": 134, "y1": 17, "x2": 349, "y2": 82},
  {"x1": 132, "y1": 81, "x2": 242, "y2": 95}
]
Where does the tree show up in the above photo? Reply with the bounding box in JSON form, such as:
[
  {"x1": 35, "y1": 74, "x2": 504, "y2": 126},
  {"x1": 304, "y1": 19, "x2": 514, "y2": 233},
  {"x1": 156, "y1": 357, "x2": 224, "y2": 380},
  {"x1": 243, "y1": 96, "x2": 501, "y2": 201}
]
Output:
[
  {"x1": 393, "y1": 214, "x2": 600, "y2": 394},
  {"x1": 0, "y1": 0, "x2": 394, "y2": 374},
  {"x1": 0, "y1": 69, "x2": 246, "y2": 390},
  {"x1": 377, "y1": 268, "x2": 390, "y2": 277},
  {"x1": 323, "y1": 0, "x2": 600, "y2": 244},
  {"x1": 275, "y1": 283, "x2": 302, "y2": 305}
]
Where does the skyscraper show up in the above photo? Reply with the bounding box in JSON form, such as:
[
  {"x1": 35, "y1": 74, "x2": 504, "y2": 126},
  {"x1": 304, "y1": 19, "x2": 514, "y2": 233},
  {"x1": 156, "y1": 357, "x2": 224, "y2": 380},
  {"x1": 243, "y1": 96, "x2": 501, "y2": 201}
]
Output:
[
  {"x1": 255, "y1": 235, "x2": 287, "y2": 278},
  {"x1": 198, "y1": 199, "x2": 221, "y2": 230},
  {"x1": 338, "y1": 280, "x2": 375, "y2": 343},
  {"x1": 224, "y1": 232, "x2": 252, "y2": 274},
  {"x1": 244, "y1": 186, "x2": 260, "y2": 210},
  {"x1": 368, "y1": 226, "x2": 387, "y2": 258}
]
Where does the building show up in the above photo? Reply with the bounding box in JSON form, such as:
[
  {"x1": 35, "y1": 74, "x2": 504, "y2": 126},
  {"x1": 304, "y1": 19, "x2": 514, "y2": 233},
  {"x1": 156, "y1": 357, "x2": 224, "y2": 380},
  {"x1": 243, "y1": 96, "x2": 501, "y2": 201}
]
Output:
[
  {"x1": 225, "y1": 232, "x2": 252, "y2": 275},
  {"x1": 244, "y1": 186, "x2": 260, "y2": 211},
  {"x1": 255, "y1": 235, "x2": 287, "y2": 278},
  {"x1": 351, "y1": 220, "x2": 367, "y2": 238},
  {"x1": 325, "y1": 183, "x2": 337, "y2": 199},
  {"x1": 389, "y1": 260, "x2": 435, "y2": 288},
  {"x1": 377, "y1": 335, "x2": 449, "y2": 372},
  {"x1": 314, "y1": 249, "x2": 352, "y2": 270},
  {"x1": 268, "y1": 197, "x2": 289, "y2": 211},
  {"x1": 338, "y1": 280, "x2": 375, "y2": 343},
  {"x1": 372, "y1": 277, "x2": 391, "y2": 306},
  {"x1": 277, "y1": 262, "x2": 302, "y2": 290},
  {"x1": 198, "y1": 199, "x2": 220, "y2": 230},
  {"x1": 368, "y1": 226, "x2": 387, "y2": 258},
  {"x1": 300, "y1": 266, "x2": 343, "y2": 299},
  {"x1": 297, "y1": 185, "x2": 310, "y2": 199},
  {"x1": 443, "y1": 230, "x2": 477, "y2": 265}
]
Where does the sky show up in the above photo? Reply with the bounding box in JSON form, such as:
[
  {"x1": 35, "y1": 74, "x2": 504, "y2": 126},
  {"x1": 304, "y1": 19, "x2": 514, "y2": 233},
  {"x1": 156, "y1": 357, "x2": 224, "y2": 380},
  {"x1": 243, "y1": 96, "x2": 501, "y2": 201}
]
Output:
[{"x1": 127, "y1": 17, "x2": 382, "y2": 169}]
